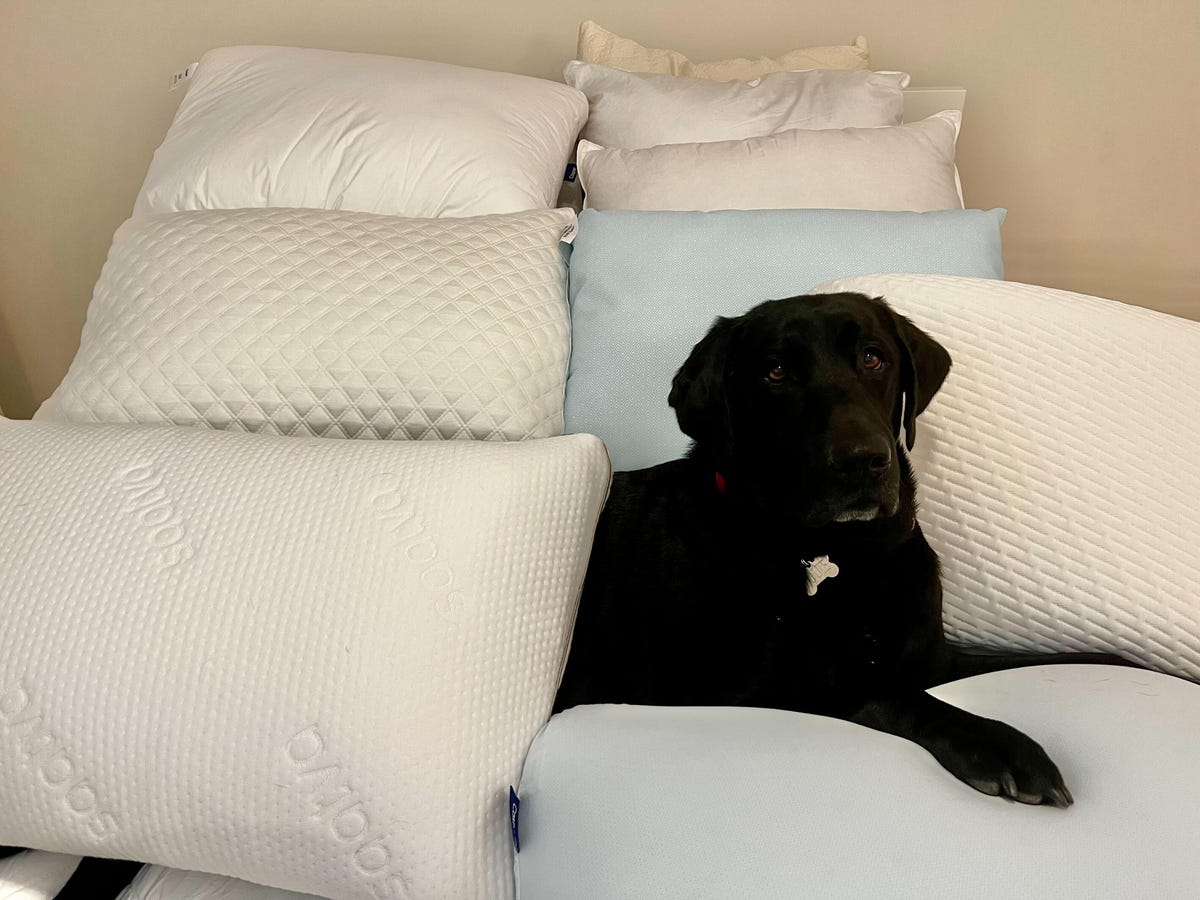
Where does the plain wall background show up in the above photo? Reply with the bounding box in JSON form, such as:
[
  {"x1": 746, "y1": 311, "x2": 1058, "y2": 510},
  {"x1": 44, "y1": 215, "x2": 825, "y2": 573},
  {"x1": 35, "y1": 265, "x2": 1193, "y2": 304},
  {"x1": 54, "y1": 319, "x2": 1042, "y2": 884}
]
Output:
[{"x1": 1, "y1": 0, "x2": 1197, "y2": 418}]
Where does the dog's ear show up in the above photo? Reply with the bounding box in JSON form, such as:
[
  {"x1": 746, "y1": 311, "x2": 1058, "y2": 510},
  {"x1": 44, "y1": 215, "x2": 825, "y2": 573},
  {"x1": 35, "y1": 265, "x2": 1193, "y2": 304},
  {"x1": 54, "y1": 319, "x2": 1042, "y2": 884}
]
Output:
[
  {"x1": 888, "y1": 307, "x2": 951, "y2": 450},
  {"x1": 669, "y1": 316, "x2": 741, "y2": 458}
]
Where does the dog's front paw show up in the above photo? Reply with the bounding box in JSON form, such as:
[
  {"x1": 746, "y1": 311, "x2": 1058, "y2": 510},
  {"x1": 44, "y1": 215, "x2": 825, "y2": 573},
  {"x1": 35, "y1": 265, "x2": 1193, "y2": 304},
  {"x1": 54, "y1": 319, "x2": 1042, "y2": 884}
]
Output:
[{"x1": 934, "y1": 717, "x2": 1073, "y2": 808}]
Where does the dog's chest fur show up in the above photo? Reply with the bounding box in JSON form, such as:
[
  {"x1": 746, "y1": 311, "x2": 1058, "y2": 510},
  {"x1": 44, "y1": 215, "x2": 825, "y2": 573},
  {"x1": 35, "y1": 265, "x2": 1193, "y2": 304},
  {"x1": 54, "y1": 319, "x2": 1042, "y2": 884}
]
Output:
[{"x1": 555, "y1": 458, "x2": 946, "y2": 715}]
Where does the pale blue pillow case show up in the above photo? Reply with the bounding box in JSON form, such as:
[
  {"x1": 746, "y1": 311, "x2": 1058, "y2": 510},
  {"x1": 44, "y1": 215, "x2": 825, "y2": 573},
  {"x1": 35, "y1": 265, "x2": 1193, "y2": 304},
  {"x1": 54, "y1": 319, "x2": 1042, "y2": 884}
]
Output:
[{"x1": 563, "y1": 208, "x2": 1006, "y2": 471}]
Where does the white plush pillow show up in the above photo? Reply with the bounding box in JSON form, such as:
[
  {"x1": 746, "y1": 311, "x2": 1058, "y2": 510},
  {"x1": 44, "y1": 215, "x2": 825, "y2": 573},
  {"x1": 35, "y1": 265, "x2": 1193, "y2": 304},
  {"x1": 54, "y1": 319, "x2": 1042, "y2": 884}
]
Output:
[
  {"x1": 811, "y1": 274, "x2": 1200, "y2": 680},
  {"x1": 0, "y1": 421, "x2": 611, "y2": 900},
  {"x1": 49, "y1": 208, "x2": 575, "y2": 440},
  {"x1": 577, "y1": 20, "x2": 871, "y2": 78},
  {"x1": 576, "y1": 111, "x2": 964, "y2": 212},
  {"x1": 134, "y1": 46, "x2": 588, "y2": 219},
  {"x1": 564, "y1": 60, "x2": 908, "y2": 150}
]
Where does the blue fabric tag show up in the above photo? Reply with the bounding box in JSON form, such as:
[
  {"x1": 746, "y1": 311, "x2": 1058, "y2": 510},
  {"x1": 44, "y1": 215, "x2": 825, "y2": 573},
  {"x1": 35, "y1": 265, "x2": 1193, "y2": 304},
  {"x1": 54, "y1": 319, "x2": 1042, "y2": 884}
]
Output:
[
  {"x1": 509, "y1": 786, "x2": 521, "y2": 853},
  {"x1": 564, "y1": 163, "x2": 578, "y2": 183}
]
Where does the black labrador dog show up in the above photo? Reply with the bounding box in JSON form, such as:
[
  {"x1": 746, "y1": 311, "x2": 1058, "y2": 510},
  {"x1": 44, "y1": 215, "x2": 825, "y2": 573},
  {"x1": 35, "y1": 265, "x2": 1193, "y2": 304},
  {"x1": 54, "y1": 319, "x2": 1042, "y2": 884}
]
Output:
[{"x1": 555, "y1": 292, "x2": 1130, "y2": 807}]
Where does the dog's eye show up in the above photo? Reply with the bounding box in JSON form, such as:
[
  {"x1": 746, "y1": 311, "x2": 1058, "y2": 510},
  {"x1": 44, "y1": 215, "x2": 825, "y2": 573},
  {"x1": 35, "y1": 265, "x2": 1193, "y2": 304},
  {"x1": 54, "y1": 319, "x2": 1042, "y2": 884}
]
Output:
[
  {"x1": 767, "y1": 364, "x2": 787, "y2": 383},
  {"x1": 862, "y1": 348, "x2": 887, "y2": 371}
]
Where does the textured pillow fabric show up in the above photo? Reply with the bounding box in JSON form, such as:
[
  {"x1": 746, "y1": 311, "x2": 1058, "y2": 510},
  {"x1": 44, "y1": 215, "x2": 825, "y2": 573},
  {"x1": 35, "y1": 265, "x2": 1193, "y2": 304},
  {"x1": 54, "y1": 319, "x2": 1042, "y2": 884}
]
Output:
[
  {"x1": 134, "y1": 46, "x2": 588, "y2": 219},
  {"x1": 50, "y1": 208, "x2": 575, "y2": 441},
  {"x1": 577, "y1": 111, "x2": 964, "y2": 212},
  {"x1": 517, "y1": 667, "x2": 1200, "y2": 898},
  {"x1": 0, "y1": 421, "x2": 611, "y2": 900},
  {"x1": 564, "y1": 61, "x2": 907, "y2": 150},
  {"x1": 577, "y1": 20, "x2": 870, "y2": 78},
  {"x1": 810, "y1": 274, "x2": 1200, "y2": 679},
  {"x1": 563, "y1": 208, "x2": 1005, "y2": 471}
]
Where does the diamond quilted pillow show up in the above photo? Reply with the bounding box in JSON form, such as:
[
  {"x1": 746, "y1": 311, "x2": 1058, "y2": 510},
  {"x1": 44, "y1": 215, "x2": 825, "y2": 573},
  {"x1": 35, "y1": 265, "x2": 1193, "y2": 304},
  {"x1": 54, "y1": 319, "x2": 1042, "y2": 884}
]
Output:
[
  {"x1": 810, "y1": 274, "x2": 1200, "y2": 681},
  {"x1": 49, "y1": 207, "x2": 575, "y2": 440}
]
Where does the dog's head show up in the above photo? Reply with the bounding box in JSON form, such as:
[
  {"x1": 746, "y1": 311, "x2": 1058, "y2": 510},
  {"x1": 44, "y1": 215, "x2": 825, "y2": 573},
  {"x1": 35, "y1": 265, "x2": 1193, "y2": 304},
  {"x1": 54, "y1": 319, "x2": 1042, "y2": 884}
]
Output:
[{"x1": 668, "y1": 292, "x2": 951, "y2": 527}]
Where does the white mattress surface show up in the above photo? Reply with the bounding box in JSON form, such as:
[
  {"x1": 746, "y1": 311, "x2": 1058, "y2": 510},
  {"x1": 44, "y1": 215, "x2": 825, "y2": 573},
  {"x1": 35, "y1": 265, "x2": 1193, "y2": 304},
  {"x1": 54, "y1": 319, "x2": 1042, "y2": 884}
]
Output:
[
  {"x1": 0, "y1": 421, "x2": 610, "y2": 899},
  {"x1": 811, "y1": 275, "x2": 1200, "y2": 679}
]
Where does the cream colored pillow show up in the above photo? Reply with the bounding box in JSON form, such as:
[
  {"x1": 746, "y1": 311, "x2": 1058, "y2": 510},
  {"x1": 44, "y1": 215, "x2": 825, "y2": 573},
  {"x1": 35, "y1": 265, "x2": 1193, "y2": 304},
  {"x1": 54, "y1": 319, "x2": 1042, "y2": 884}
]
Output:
[
  {"x1": 576, "y1": 111, "x2": 964, "y2": 213},
  {"x1": 578, "y1": 20, "x2": 869, "y2": 79}
]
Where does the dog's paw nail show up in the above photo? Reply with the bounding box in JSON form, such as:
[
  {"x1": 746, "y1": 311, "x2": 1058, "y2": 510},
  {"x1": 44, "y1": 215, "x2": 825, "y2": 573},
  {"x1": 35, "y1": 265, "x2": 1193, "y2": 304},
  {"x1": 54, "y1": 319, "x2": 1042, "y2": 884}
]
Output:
[
  {"x1": 1049, "y1": 787, "x2": 1074, "y2": 808},
  {"x1": 1000, "y1": 772, "x2": 1018, "y2": 798},
  {"x1": 968, "y1": 778, "x2": 1002, "y2": 796}
]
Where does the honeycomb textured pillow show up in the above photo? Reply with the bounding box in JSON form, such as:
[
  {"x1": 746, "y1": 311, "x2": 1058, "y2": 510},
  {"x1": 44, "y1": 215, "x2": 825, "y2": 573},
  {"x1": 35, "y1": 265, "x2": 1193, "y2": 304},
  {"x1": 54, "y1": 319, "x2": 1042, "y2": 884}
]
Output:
[
  {"x1": 50, "y1": 207, "x2": 575, "y2": 440},
  {"x1": 0, "y1": 421, "x2": 611, "y2": 900},
  {"x1": 577, "y1": 20, "x2": 870, "y2": 78},
  {"x1": 811, "y1": 274, "x2": 1200, "y2": 680},
  {"x1": 564, "y1": 61, "x2": 907, "y2": 150},
  {"x1": 133, "y1": 46, "x2": 588, "y2": 219}
]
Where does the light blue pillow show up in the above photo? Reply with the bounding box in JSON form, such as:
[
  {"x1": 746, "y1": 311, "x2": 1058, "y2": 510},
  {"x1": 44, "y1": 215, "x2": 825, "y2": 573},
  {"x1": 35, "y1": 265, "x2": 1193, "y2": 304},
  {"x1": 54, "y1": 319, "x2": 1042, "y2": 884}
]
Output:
[{"x1": 564, "y1": 208, "x2": 1006, "y2": 471}]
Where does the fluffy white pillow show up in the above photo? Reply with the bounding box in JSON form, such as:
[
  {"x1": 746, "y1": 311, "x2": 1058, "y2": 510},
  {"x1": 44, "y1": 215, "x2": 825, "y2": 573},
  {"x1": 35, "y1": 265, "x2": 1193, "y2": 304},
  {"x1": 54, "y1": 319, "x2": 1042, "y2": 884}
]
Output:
[
  {"x1": 49, "y1": 208, "x2": 575, "y2": 440},
  {"x1": 0, "y1": 421, "x2": 611, "y2": 900},
  {"x1": 577, "y1": 20, "x2": 871, "y2": 78},
  {"x1": 564, "y1": 60, "x2": 908, "y2": 150},
  {"x1": 811, "y1": 274, "x2": 1200, "y2": 680},
  {"x1": 134, "y1": 46, "x2": 589, "y2": 218},
  {"x1": 576, "y1": 111, "x2": 964, "y2": 212}
]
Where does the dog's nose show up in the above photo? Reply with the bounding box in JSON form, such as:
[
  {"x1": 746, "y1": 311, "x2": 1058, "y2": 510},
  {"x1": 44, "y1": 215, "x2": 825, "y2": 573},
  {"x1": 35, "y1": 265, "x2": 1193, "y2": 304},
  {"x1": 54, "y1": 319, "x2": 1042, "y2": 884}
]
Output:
[{"x1": 829, "y1": 432, "x2": 893, "y2": 479}]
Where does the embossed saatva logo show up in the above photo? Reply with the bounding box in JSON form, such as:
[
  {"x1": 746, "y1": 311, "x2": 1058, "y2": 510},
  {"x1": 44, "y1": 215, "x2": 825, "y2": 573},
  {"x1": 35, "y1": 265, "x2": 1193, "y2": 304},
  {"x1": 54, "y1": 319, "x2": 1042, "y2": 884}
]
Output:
[
  {"x1": 365, "y1": 473, "x2": 465, "y2": 617},
  {"x1": 117, "y1": 461, "x2": 196, "y2": 571},
  {"x1": 0, "y1": 681, "x2": 120, "y2": 841},
  {"x1": 286, "y1": 725, "x2": 411, "y2": 900}
]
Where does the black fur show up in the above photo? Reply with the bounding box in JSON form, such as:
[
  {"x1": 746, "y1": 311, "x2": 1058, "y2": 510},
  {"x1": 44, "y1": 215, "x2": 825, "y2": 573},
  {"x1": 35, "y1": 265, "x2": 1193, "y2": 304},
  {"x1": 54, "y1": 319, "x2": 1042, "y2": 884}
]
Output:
[{"x1": 556, "y1": 292, "x2": 1132, "y2": 807}]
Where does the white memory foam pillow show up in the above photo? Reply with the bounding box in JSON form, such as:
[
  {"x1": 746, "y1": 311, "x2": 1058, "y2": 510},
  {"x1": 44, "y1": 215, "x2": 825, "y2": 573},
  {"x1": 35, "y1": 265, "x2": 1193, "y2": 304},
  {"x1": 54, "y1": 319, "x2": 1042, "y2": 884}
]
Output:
[
  {"x1": 48, "y1": 207, "x2": 575, "y2": 440},
  {"x1": 0, "y1": 421, "x2": 611, "y2": 900},
  {"x1": 134, "y1": 46, "x2": 589, "y2": 219},
  {"x1": 563, "y1": 60, "x2": 908, "y2": 150},
  {"x1": 576, "y1": 111, "x2": 964, "y2": 212},
  {"x1": 810, "y1": 274, "x2": 1200, "y2": 680}
]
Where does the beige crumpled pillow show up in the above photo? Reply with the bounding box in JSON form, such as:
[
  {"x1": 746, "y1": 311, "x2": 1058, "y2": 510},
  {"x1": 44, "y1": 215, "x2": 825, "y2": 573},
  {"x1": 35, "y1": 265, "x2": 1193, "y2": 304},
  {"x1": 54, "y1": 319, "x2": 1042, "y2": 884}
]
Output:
[{"x1": 577, "y1": 20, "x2": 869, "y2": 80}]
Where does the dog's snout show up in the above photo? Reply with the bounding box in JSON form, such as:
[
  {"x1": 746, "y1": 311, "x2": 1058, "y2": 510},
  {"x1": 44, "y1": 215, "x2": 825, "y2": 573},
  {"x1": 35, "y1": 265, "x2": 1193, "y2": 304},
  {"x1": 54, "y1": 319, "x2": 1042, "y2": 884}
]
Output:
[{"x1": 829, "y1": 431, "x2": 893, "y2": 479}]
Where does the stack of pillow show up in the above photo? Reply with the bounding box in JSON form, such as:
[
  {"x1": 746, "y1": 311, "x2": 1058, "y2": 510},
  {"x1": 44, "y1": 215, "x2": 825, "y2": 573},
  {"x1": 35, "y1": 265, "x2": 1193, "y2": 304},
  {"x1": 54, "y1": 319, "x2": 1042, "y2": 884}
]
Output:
[
  {"x1": 5, "y1": 28, "x2": 1002, "y2": 900},
  {"x1": 565, "y1": 21, "x2": 963, "y2": 212},
  {"x1": 557, "y1": 22, "x2": 1001, "y2": 471},
  {"x1": 6, "y1": 24, "x2": 1198, "y2": 900},
  {"x1": 9, "y1": 43, "x2": 608, "y2": 900}
]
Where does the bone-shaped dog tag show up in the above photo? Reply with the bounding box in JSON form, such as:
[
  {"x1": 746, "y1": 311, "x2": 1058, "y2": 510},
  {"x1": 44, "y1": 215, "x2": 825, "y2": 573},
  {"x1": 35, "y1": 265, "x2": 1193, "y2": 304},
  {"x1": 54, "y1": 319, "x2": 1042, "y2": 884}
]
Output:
[{"x1": 804, "y1": 555, "x2": 839, "y2": 596}]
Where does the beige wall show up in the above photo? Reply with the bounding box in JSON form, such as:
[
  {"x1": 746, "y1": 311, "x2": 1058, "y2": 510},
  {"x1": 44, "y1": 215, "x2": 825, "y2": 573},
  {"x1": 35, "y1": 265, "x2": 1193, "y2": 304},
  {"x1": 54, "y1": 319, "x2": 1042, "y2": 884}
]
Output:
[{"x1": 1, "y1": 0, "x2": 1197, "y2": 418}]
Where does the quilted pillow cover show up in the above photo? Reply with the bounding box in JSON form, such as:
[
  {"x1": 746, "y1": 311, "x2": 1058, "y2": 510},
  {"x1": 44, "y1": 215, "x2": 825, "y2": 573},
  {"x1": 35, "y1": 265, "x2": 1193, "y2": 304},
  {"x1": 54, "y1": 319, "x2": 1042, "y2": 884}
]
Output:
[
  {"x1": 809, "y1": 274, "x2": 1200, "y2": 680},
  {"x1": 134, "y1": 46, "x2": 588, "y2": 219},
  {"x1": 576, "y1": 111, "x2": 964, "y2": 212},
  {"x1": 0, "y1": 421, "x2": 611, "y2": 899},
  {"x1": 49, "y1": 207, "x2": 575, "y2": 440}
]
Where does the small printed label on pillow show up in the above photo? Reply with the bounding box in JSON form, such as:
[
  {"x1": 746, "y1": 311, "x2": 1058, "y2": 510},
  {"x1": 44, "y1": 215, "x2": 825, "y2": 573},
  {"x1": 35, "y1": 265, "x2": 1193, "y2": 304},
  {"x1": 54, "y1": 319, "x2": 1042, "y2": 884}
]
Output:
[{"x1": 509, "y1": 786, "x2": 521, "y2": 853}]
